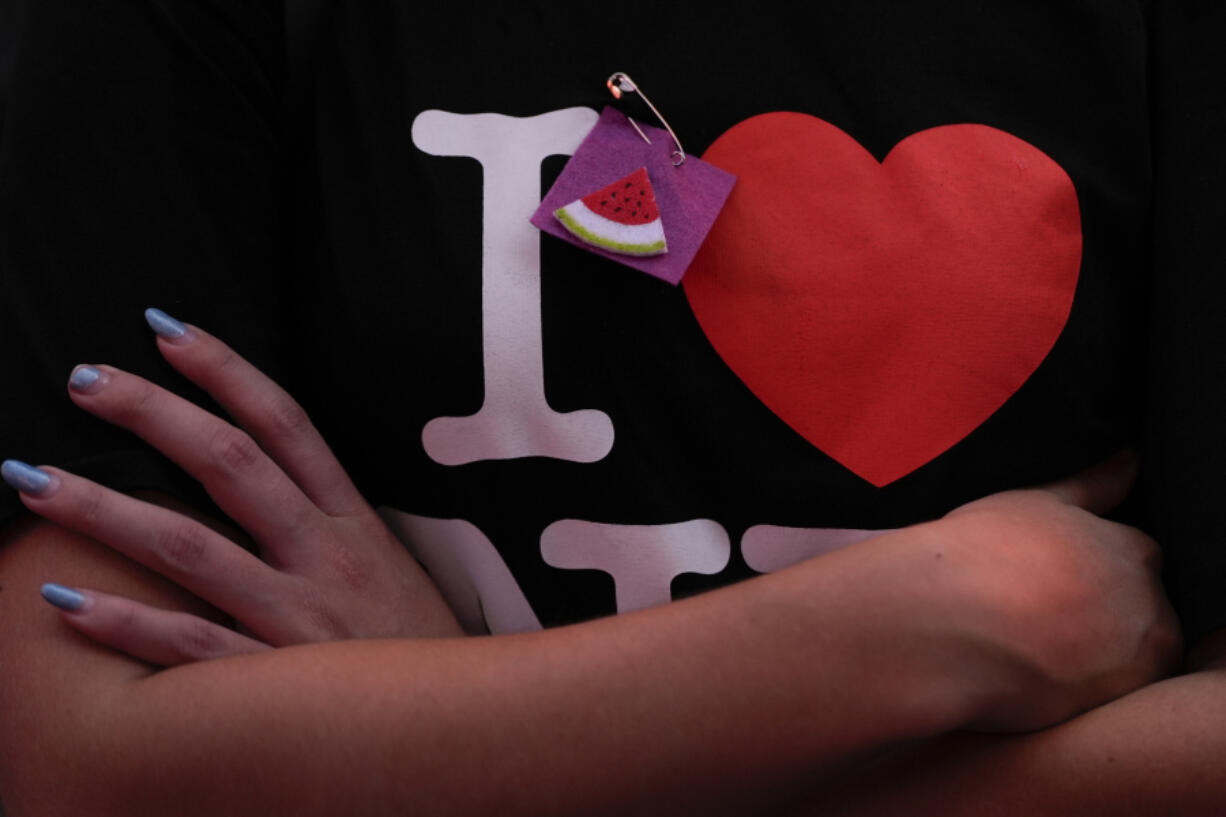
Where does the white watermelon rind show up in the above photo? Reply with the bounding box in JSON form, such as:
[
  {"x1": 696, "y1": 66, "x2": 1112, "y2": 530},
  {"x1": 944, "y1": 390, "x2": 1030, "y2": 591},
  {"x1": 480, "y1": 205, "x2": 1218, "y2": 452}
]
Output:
[{"x1": 554, "y1": 201, "x2": 667, "y2": 257}]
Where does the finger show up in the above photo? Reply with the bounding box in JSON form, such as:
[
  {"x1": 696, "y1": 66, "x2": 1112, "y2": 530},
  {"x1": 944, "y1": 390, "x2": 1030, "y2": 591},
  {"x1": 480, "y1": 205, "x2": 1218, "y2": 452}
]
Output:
[
  {"x1": 65, "y1": 362, "x2": 321, "y2": 558},
  {"x1": 1037, "y1": 449, "x2": 1138, "y2": 515},
  {"x1": 40, "y1": 583, "x2": 271, "y2": 668},
  {"x1": 6, "y1": 462, "x2": 288, "y2": 621},
  {"x1": 1100, "y1": 516, "x2": 1164, "y2": 573},
  {"x1": 144, "y1": 308, "x2": 366, "y2": 516}
]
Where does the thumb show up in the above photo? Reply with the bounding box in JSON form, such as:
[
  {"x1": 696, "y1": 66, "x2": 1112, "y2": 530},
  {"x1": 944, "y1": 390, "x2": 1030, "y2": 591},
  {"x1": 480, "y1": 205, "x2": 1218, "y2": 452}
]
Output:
[{"x1": 1037, "y1": 450, "x2": 1138, "y2": 515}]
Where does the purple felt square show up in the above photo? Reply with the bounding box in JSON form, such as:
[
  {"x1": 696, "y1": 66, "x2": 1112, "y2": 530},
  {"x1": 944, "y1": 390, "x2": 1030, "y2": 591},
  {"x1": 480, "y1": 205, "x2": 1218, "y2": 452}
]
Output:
[{"x1": 531, "y1": 106, "x2": 736, "y2": 286}]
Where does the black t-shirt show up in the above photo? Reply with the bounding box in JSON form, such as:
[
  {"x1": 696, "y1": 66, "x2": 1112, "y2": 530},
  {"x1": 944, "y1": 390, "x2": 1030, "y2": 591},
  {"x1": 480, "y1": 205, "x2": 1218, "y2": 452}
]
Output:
[{"x1": 1, "y1": 1, "x2": 1222, "y2": 641}]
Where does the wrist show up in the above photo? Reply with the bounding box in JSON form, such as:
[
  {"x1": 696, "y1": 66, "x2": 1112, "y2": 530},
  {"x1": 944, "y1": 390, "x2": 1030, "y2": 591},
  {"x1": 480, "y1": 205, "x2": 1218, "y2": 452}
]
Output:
[
  {"x1": 812, "y1": 521, "x2": 1057, "y2": 735},
  {"x1": 761, "y1": 526, "x2": 997, "y2": 740},
  {"x1": 864, "y1": 524, "x2": 1005, "y2": 732}
]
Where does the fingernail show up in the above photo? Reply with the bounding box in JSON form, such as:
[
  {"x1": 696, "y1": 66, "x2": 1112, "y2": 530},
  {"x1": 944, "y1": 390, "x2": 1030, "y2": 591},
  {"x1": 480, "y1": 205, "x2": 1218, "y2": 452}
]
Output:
[
  {"x1": 145, "y1": 307, "x2": 189, "y2": 341},
  {"x1": 68, "y1": 365, "x2": 107, "y2": 393},
  {"x1": 40, "y1": 583, "x2": 91, "y2": 613},
  {"x1": 1, "y1": 460, "x2": 56, "y2": 496}
]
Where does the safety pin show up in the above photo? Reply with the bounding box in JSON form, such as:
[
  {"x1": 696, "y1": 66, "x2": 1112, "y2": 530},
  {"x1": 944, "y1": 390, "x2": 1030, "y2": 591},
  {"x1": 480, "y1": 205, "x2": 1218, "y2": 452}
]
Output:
[{"x1": 607, "y1": 72, "x2": 686, "y2": 167}]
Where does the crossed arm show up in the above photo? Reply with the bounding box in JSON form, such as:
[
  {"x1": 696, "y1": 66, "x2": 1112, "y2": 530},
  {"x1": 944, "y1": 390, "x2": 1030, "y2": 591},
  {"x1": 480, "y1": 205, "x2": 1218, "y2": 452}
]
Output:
[
  {"x1": 2, "y1": 3, "x2": 1222, "y2": 811},
  {"x1": 802, "y1": 659, "x2": 1226, "y2": 816},
  {"x1": 0, "y1": 317, "x2": 1200, "y2": 817}
]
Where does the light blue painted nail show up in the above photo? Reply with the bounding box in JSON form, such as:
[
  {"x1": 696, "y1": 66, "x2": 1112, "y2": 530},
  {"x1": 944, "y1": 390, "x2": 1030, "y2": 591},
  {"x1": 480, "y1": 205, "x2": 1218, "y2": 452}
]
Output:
[
  {"x1": 41, "y1": 583, "x2": 88, "y2": 612},
  {"x1": 145, "y1": 307, "x2": 187, "y2": 339},
  {"x1": 68, "y1": 365, "x2": 104, "y2": 392},
  {"x1": 1, "y1": 460, "x2": 53, "y2": 495}
]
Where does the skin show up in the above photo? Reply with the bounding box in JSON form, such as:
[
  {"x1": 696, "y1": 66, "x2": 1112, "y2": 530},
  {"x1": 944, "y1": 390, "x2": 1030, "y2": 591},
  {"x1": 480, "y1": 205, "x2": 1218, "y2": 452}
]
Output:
[
  {"x1": 797, "y1": 648, "x2": 1226, "y2": 816},
  {"x1": 1, "y1": 3, "x2": 1217, "y2": 811},
  {"x1": 0, "y1": 323, "x2": 1181, "y2": 816}
]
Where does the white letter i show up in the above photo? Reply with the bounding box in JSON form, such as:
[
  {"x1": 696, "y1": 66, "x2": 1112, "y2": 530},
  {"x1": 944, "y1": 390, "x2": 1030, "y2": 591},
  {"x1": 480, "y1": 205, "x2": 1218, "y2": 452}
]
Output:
[{"x1": 411, "y1": 108, "x2": 615, "y2": 465}]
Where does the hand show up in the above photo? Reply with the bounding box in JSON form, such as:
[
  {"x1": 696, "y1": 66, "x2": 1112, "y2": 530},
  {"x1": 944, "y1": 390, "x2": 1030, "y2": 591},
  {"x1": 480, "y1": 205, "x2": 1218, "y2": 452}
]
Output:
[
  {"x1": 922, "y1": 453, "x2": 1181, "y2": 731},
  {"x1": 4, "y1": 309, "x2": 462, "y2": 667}
]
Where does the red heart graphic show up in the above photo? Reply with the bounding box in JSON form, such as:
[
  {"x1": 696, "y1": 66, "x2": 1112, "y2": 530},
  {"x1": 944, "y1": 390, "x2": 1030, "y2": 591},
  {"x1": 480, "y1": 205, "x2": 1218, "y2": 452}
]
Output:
[{"x1": 684, "y1": 113, "x2": 1081, "y2": 487}]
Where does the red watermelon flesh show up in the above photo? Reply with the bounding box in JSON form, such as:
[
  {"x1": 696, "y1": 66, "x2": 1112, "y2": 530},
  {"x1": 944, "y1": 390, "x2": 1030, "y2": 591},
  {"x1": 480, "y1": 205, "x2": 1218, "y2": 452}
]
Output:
[{"x1": 580, "y1": 167, "x2": 660, "y2": 225}]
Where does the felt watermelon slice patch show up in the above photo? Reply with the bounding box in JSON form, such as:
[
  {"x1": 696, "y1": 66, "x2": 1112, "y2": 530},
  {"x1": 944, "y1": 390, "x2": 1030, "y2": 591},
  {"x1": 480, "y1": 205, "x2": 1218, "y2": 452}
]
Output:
[{"x1": 553, "y1": 167, "x2": 667, "y2": 256}]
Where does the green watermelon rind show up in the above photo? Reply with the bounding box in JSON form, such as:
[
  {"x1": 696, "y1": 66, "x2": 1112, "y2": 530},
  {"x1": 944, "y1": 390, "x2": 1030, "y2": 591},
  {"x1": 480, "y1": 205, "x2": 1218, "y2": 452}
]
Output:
[{"x1": 554, "y1": 204, "x2": 667, "y2": 257}]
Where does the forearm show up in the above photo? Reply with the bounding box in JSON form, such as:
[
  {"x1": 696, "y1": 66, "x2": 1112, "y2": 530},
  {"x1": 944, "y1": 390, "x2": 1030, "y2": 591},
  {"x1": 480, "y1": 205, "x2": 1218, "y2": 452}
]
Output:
[
  {"x1": 0, "y1": 518, "x2": 982, "y2": 817},
  {"x1": 805, "y1": 665, "x2": 1226, "y2": 816},
  {"x1": 1, "y1": 459, "x2": 1177, "y2": 817}
]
